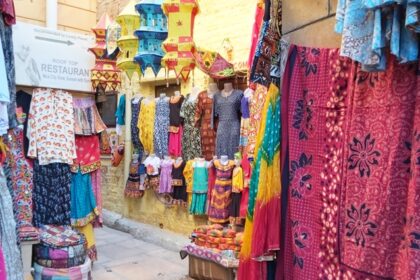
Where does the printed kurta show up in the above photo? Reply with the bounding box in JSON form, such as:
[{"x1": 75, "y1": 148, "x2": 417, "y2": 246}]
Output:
[
  {"x1": 180, "y1": 97, "x2": 201, "y2": 160},
  {"x1": 154, "y1": 97, "x2": 170, "y2": 158},
  {"x1": 214, "y1": 90, "x2": 243, "y2": 159},
  {"x1": 28, "y1": 88, "x2": 76, "y2": 165},
  {"x1": 195, "y1": 92, "x2": 216, "y2": 160}
]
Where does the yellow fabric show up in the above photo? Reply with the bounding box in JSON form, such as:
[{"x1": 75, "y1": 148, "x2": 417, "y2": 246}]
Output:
[
  {"x1": 239, "y1": 83, "x2": 271, "y2": 261},
  {"x1": 76, "y1": 223, "x2": 96, "y2": 249},
  {"x1": 138, "y1": 99, "x2": 155, "y2": 154},
  {"x1": 232, "y1": 166, "x2": 244, "y2": 193},
  {"x1": 183, "y1": 160, "x2": 194, "y2": 193}
]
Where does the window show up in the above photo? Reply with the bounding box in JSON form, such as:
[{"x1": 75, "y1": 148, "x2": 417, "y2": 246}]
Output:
[{"x1": 97, "y1": 93, "x2": 118, "y2": 127}]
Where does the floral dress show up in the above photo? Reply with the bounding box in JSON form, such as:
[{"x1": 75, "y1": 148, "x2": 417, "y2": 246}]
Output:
[
  {"x1": 180, "y1": 96, "x2": 201, "y2": 161},
  {"x1": 154, "y1": 97, "x2": 170, "y2": 158},
  {"x1": 138, "y1": 99, "x2": 155, "y2": 155},
  {"x1": 195, "y1": 92, "x2": 216, "y2": 160}
]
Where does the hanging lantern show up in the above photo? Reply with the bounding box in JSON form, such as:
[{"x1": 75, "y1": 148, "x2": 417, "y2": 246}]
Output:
[
  {"x1": 88, "y1": 13, "x2": 121, "y2": 92},
  {"x1": 193, "y1": 47, "x2": 235, "y2": 79},
  {"x1": 134, "y1": 0, "x2": 168, "y2": 76},
  {"x1": 116, "y1": 0, "x2": 141, "y2": 80},
  {"x1": 161, "y1": 0, "x2": 199, "y2": 81}
]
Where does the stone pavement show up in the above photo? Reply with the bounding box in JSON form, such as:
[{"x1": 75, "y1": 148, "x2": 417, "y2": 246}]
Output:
[{"x1": 92, "y1": 226, "x2": 190, "y2": 280}]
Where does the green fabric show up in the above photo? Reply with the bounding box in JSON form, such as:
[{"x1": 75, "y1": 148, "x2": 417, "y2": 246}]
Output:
[
  {"x1": 190, "y1": 193, "x2": 207, "y2": 215},
  {"x1": 115, "y1": 94, "x2": 126, "y2": 125}
]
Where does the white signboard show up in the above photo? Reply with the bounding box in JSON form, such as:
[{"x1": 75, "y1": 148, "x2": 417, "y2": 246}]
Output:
[{"x1": 13, "y1": 22, "x2": 95, "y2": 92}]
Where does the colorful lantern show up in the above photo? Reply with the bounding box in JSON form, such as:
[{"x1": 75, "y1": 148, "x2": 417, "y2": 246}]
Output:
[
  {"x1": 88, "y1": 13, "x2": 121, "y2": 92},
  {"x1": 161, "y1": 0, "x2": 199, "y2": 81},
  {"x1": 193, "y1": 47, "x2": 235, "y2": 79},
  {"x1": 134, "y1": 0, "x2": 168, "y2": 76},
  {"x1": 116, "y1": 0, "x2": 141, "y2": 80}
]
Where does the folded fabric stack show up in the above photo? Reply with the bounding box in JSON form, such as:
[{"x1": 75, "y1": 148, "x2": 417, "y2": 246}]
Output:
[
  {"x1": 191, "y1": 225, "x2": 244, "y2": 258},
  {"x1": 18, "y1": 226, "x2": 39, "y2": 242},
  {"x1": 33, "y1": 225, "x2": 91, "y2": 277}
]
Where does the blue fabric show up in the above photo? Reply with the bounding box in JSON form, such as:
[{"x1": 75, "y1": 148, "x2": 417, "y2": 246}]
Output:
[
  {"x1": 70, "y1": 171, "x2": 97, "y2": 226},
  {"x1": 335, "y1": 0, "x2": 419, "y2": 71},
  {"x1": 115, "y1": 94, "x2": 126, "y2": 125}
]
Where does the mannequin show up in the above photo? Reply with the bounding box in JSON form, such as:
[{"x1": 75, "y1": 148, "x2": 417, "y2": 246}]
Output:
[
  {"x1": 220, "y1": 155, "x2": 229, "y2": 165},
  {"x1": 222, "y1": 83, "x2": 233, "y2": 97},
  {"x1": 174, "y1": 90, "x2": 181, "y2": 96},
  {"x1": 176, "y1": 156, "x2": 183, "y2": 164},
  {"x1": 244, "y1": 87, "x2": 254, "y2": 98},
  {"x1": 189, "y1": 86, "x2": 201, "y2": 101},
  {"x1": 160, "y1": 93, "x2": 166, "y2": 98},
  {"x1": 207, "y1": 83, "x2": 219, "y2": 98},
  {"x1": 164, "y1": 155, "x2": 171, "y2": 160}
]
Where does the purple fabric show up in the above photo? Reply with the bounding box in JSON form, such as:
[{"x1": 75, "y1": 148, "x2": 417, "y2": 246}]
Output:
[
  {"x1": 159, "y1": 160, "x2": 173, "y2": 193},
  {"x1": 241, "y1": 96, "x2": 250, "y2": 118}
]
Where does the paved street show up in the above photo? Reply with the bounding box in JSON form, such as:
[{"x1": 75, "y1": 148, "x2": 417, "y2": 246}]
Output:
[{"x1": 93, "y1": 226, "x2": 189, "y2": 280}]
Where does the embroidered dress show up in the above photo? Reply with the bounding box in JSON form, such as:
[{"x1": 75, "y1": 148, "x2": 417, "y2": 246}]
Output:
[
  {"x1": 208, "y1": 160, "x2": 235, "y2": 223},
  {"x1": 28, "y1": 88, "x2": 76, "y2": 165},
  {"x1": 73, "y1": 97, "x2": 106, "y2": 136},
  {"x1": 180, "y1": 96, "x2": 201, "y2": 160},
  {"x1": 239, "y1": 94, "x2": 251, "y2": 151},
  {"x1": 214, "y1": 91, "x2": 243, "y2": 159},
  {"x1": 33, "y1": 161, "x2": 71, "y2": 227},
  {"x1": 195, "y1": 92, "x2": 216, "y2": 160},
  {"x1": 159, "y1": 159, "x2": 173, "y2": 194},
  {"x1": 138, "y1": 99, "x2": 155, "y2": 154},
  {"x1": 190, "y1": 160, "x2": 209, "y2": 215},
  {"x1": 0, "y1": 166, "x2": 24, "y2": 280},
  {"x1": 70, "y1": 170, "x2": 98, "y2": 227},
  {"x1": 71, "y1": 135, "x2": 101, "y2": 174},
  {"x1": 124, "y1": 159, "x2": 142, "y2": 198},
  {"x1": 184, "y1": 159, "x2": 194, "y2": 194},
  {"x1": 169, "y1": 95, "x2": 184, "y2": 156},
  {"x1": 3, "y1": 128, "x2": 37, "y2": 240},
  {"x1": 172, "y1": 160, "x2": 187, "y2": 202},
  {"x1": 154, "y1": 97, "x2": 170, "y2": 158},
  {"x1": 144, "y1": 155, "x2": 160, "y2": 190}
]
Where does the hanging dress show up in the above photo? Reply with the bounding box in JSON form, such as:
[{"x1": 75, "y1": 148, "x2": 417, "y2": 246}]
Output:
[
  {"x1": 138, "y1": 99, "x2": 155, "y2": 155},
  {"x1": 189, "y1": 160, "x2": 209, "y2": 215},
  {"x1": 180, "y1": 96, "x2": 201, "y2": 160},
  {"x1": 230, "y1": 165, "x2": 244, "y2": 220},
  {"x1": 70, "y1": 170, "x2": 98, "y2": 227},
  {"x1": 169, "y1": 95, "x2": 184, "y2": 156},
  {"x1": 154, "y1": 97, "x2": 170, "y2": 158},
  {"x1": 159, "y1": 159, "x2": 173, "y2": 194},
  {"x1": 194, "y1": 92, "x2": 216, "y2": 160},
  {"x1": 208, "y1": 160, "x2": 235, "y2": 223},
  {"x1": 171, "y1": 160, "x2": 187, "y2": 202},
  {"x1": 214, "y1": 90, "x2": 243, "y2": 159}
]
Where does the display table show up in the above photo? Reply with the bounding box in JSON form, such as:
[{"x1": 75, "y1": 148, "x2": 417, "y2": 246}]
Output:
[
  {"x1": 21, "y1": 240, "x2": 39, "y2": 279},
  {"x1": 180, "y1": 244, "x2": 238, "y2": 280}
]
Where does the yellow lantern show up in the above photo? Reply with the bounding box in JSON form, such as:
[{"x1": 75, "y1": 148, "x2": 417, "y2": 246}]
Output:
[
  {"x1": 116, "y1": 0, "x2": 141, "y2": 80},
  {"x1": 88, "y1": 13, "x2": 121, "y2": 92},
  {"x1": 161, "y1": 0, "x2": 199, "y2": 81}
]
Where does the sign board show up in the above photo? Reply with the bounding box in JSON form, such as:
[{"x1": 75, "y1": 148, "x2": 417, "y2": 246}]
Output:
[{"x1": 13, "y1": 22, "x2": 95, "y2": 92}]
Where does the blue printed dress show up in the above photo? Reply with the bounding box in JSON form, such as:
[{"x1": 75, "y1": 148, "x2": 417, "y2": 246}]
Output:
[{"x1": 153, "y1": 97, "x2": 170, "y2": 158}]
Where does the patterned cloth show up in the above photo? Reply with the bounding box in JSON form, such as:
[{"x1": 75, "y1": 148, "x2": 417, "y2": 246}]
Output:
[
  {"x1": 180, "y1": 96, "x2": 201, "y2": 160},
  {"x1": 28, "y1": 88, "x2": 76, "y2": 165},
  {"x1": 0, "y1": 15, "x2": 18, "y2": 129},
  {"x1": 38, "y1": 225, "x2": 85, "y2": 248},
  {"x1": 0, "y1": 247, "x2": 6, "y2": 280},
  {"x1": 124, "y1": 159, "x2": 142, "y2": 198},
  {"x1": 214, "y1": 90, "x2": 243, "y2": 159},
  {"x1": 159, "y1": 159, "x2": 173, "y2": 194},
  {"x1": 138, "y1": 99, "x2": 155, "y2": 154},
  {"x1": 71, "y1": 135, "x2": 101, "y2": 174},
  {"x1": 34, "y1": 243, "x2": 86, "y2": 260},
  {"x1": 0, "y1": 166, "x2": 24, "y2": 280},
  {"x1": 3, "y1": 128, "x2": 35, "y2": 232},
  {"x1": 33, "y1": 258, "x2": 92, "y2": 280},
  {"x1": 335, "y1": 0, "x2": 419, "y2": 71},
  {"x1": 208, "y1": 160, "x2": 235, "y2": 223},
  {"x1": 91, "y1": 169, "x2": 103, "y2": 227},
  {"x1": 70, "y1": 171, "x2": 98, "y2": 227},
  {"x1": 238, "y1": 84, "x2": 281, "y2": 280},
  {"x1": 131, "y1": 97, "x2": 143, "y2": 154},
  {"x1": 239, "y1": 94, "x2": 251, "y2": 150},
  {"x1": 35, "y1": 255, "x2": 86, "y2": 269},
  {"x1": 154, "y1": 97, "x2": 170, "y2": 158},
  {"x1": 73, "y1": 97, "x2": 107, "y2": 136},
  {"x1": 0, "y1": 0, "x2": 16, "y2": 25},
  {"x1": 33, "y1": 161, "x2": 71, "y2": 227},
  {"x1": 246, "y1": 84, "x2": 268, "y2": 157},
  {"x1": 195, "y1": 92, "x2": 216, "y2": 160}
]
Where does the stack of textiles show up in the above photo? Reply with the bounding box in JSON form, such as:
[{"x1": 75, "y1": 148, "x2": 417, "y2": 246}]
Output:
[
  {"x1": 33, "y1": 225, "x2": 90, "y2": 276},
  {"x1": 191, "y1": 225, "x2": 244, "y2": 258}
]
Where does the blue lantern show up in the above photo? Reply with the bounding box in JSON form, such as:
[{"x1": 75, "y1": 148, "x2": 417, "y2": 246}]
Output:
[{"x1": 134, "y1": 0, "x2": 168, "y2": 76}]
